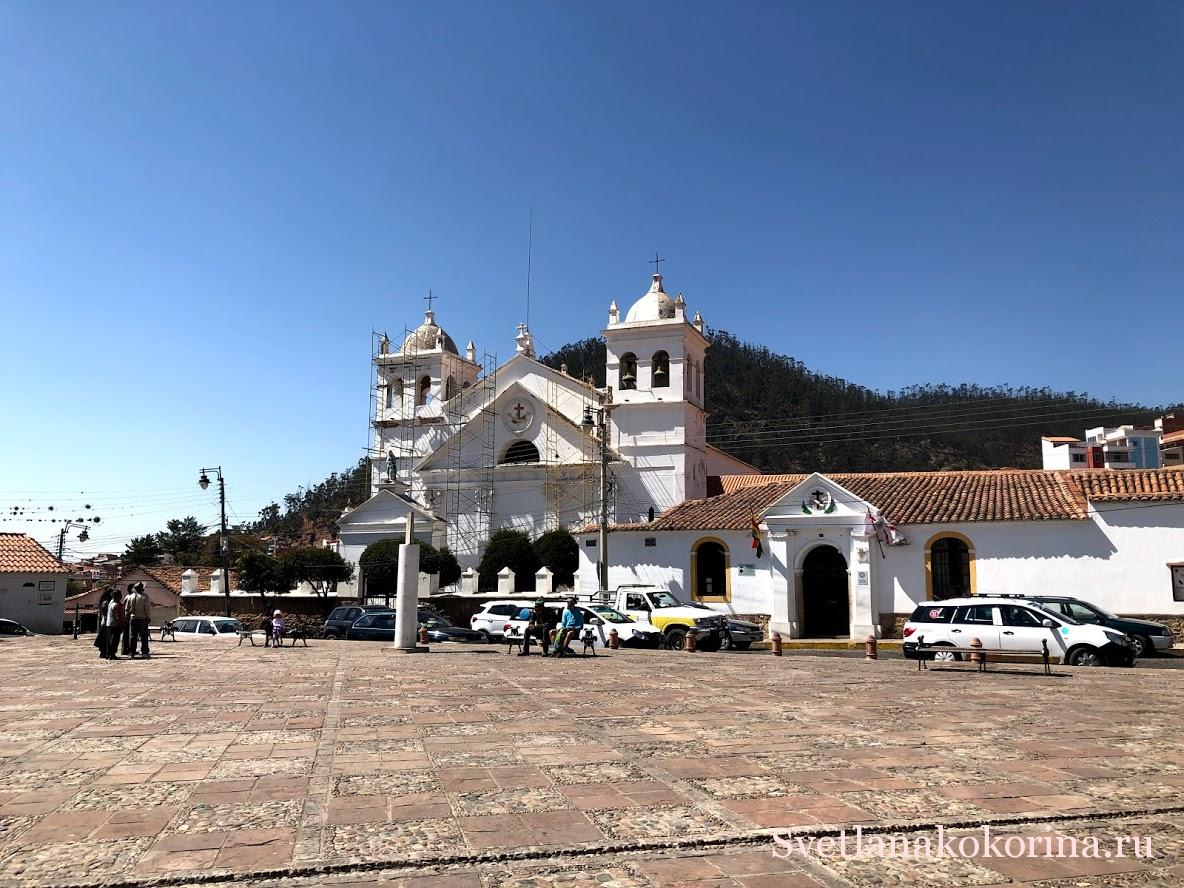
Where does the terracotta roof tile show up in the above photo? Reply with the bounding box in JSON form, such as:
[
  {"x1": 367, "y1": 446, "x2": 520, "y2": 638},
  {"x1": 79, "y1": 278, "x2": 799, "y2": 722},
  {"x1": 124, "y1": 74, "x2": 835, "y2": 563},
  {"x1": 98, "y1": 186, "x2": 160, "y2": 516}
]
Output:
[
  {"x1": 0, "y1": 533, "x2": 67, "y2": 574},
  {"x1": 610, "y1": 468, "x2": 1184, "y2": 533},
  {"x1": 1068, "y1": 470, "x2": 1184, "y2": 502}
]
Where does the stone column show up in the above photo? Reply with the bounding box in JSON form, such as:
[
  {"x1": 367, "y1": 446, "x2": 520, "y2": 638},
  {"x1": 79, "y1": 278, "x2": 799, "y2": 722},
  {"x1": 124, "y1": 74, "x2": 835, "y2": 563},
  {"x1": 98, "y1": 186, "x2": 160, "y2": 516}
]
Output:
[
  {"x1": 534, "y1": 567, "x2": 554, "y2": 596},
  {"x1": 460, "y1": 567, "x2": 478, "y2": 595},
  {"x1": 393, "y1": 544, "x2": 422, "y2": 651},
  {"x1": 497, "y1": 567, "x2": 516, "y2": 595},
  {"x1": 848, "y1": 530, "x2": 879, "y2": 638}
]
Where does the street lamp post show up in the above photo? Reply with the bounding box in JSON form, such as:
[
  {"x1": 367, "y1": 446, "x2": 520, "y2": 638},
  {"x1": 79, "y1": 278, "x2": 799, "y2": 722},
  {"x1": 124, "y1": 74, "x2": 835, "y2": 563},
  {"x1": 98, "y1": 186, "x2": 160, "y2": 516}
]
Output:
[
  {"x1": 198, "y1": 467, "x2": 232, "y2": 618},
  {"x1": 57, "y1": 521, "x2": 90, "y2": 561}
]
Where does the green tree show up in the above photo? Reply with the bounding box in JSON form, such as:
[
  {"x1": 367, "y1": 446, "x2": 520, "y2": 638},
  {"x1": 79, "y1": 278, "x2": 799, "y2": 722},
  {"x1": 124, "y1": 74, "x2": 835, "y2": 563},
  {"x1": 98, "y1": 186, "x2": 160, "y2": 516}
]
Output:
[
  {"x1": 123, "y1": 535, "x2": 163, "y2": 567},
  {"x1": 359, "y1": 539, "x2": 404, "y2": 604},
  {"x1": 533, "y1": 528, "x2": 579, "y2": 588},
  {"x1": 236, "y1": 551, "x2": 289, "y2": 610},
  {"x1": 279, "y1": 547, "x2": 354, "y2": 612},
  {"x1": 157, "y1": 517, "x2": 208, "y2": 564},
  {"x1": 359, "y1": 539, "x2": 463, "y2": 600},
  {"x1": 477, "y1": 528, "x2": 540, "y2": 592},
  {"x1": 435, "y1": 545, "x2": 462, "y2": 588}
]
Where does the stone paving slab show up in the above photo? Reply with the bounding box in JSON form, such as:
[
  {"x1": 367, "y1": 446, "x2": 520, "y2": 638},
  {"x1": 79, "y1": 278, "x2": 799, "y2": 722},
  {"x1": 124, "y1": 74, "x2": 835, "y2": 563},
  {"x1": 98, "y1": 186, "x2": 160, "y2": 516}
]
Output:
[{"x1": 1, "y1": 636, "x2": 1184, "y2": 886}]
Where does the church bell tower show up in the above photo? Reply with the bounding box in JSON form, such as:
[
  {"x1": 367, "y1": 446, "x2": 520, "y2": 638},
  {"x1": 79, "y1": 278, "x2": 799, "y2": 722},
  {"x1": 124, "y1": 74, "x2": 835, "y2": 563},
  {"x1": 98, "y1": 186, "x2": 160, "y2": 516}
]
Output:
[{"x1": 603, "y1": 264, "x2": 709, "y2": 517}]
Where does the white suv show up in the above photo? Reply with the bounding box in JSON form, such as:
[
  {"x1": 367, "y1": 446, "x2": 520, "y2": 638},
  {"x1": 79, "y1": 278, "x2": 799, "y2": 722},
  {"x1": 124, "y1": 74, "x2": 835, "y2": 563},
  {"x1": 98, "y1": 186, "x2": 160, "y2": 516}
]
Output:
[
  {"x1": 469, "y1": 601, "x2": 525, "y2": 642},
  {"x1": 901, "y1": 597, "x2": 1136, "y2": 667}
]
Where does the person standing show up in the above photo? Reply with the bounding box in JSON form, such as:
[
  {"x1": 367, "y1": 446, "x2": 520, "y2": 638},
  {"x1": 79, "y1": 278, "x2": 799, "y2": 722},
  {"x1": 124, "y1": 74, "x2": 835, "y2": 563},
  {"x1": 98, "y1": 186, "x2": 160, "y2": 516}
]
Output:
[
  {"x1": 125, "y1": 582, "x2": 152, "y2": 659},
  {"x1": 95, "y1": 587, "x2": 114, "y2": 659},
  {"x1": 104, "y1": 590, "x2": 125, "y2": 660},
  {"x1": 119, "y1": 583, "x2": 135, "y2": 656}
]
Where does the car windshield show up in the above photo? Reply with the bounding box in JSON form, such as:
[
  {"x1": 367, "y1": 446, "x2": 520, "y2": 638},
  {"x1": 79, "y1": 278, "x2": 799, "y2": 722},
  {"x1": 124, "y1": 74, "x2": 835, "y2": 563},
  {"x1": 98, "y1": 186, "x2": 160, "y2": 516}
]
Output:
[
  {"x1": 1031, "y1": 603, "x2": 1079, "y2": 626},
  {"x1": 215, "y1": 621, "x2": 242, "y2": 633},
  {"x1": 649, "y1": 591, "x2": 682, "y2": 609},
  {"x1": 590, "y1": 606, "x2": 634, "y2": 624}
]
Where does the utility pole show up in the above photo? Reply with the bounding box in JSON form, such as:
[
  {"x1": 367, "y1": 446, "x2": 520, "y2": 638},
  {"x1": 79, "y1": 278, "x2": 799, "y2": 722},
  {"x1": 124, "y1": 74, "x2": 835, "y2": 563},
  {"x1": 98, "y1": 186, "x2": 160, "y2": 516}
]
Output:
[
  {"x1": 598, "y1": 409, "x2": 610, "y2": 593},
  {"x1": 583, "y1": 402, "x2": 613, "y2": 594},
  {"x1": 199, "y1": 467, "x2": 232, "y2": 618}
]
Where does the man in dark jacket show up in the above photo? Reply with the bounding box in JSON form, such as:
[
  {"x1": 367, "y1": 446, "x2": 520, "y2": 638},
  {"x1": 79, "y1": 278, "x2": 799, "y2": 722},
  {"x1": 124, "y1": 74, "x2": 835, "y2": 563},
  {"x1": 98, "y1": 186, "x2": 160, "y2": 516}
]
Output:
[{"x1": 521, "y1": 599, "x2": 553, "y2": 656}]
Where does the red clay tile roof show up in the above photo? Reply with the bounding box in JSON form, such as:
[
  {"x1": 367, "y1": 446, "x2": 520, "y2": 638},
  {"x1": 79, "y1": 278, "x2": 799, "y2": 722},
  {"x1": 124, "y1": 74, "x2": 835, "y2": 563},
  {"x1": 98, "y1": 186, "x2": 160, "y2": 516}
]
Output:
[
  {"x1": 603, "y1": 468, "x2": 1184, "y2": 533},
  {"x1": 1068, "y1": 470, "x2": 1184, "y2": 502},
  {"x1": 138, "y1": 566, "x2": 237, "y2": 593},
  {"x1": 1162, "y1": 429, "x2": 1184, "y2": 445},
  {"x1": 0, "y1": 533, "x2": 67, "y2": 574},
  {"x1": 1042, "y1": 436, "x2": 1081, "y2": 443}
]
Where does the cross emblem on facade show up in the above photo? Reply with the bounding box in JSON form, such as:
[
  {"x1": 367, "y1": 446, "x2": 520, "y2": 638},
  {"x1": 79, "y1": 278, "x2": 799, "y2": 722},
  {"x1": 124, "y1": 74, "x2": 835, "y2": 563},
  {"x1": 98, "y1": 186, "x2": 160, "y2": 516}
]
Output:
[
  {"x1": 649, "y1": 252, "x2": 665, "y2": 274},
  {"x1": 511, "y1": 402, "x2": 527, "y2": 422}
]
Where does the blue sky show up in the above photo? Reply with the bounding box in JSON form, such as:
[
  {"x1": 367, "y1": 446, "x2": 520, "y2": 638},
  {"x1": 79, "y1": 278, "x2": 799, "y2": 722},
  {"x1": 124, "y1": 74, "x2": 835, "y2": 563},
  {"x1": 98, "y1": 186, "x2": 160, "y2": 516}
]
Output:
[{"x1": 2, "y1": 1, "x2": 1181, "y2": 557}]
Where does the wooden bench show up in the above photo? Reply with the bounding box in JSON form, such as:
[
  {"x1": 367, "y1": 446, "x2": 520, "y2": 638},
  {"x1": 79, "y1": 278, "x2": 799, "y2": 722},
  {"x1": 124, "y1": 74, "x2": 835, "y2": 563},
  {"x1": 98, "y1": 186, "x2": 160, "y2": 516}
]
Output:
[
  {"x1": 159, "y1": 622, "x2": 177, "y2": 642},
  {"x1": 915, "y1": 635, "x2": 1051, "y2": 675}
]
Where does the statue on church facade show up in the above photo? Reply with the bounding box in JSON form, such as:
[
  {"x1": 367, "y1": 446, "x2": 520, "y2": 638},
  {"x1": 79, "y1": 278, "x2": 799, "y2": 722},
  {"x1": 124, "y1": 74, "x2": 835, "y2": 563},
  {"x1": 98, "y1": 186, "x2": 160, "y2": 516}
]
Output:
[{"x1": 385, "y1": 450, "x2": 397, "y2": 483}]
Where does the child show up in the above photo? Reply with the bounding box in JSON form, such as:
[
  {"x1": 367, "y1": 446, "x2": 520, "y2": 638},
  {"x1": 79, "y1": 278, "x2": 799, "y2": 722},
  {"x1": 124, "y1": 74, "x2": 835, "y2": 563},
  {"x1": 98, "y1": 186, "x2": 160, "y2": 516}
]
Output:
[{"x1": 271, "y1": 609, "x2": 285, "y2": 648}]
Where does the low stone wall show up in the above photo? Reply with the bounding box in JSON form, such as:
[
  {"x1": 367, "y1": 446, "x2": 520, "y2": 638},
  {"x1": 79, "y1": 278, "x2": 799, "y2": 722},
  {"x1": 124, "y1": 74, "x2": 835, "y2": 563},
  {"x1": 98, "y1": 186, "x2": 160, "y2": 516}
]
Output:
[{"x1": 181, "y1": 595, "x2": 355, "y2": 619}]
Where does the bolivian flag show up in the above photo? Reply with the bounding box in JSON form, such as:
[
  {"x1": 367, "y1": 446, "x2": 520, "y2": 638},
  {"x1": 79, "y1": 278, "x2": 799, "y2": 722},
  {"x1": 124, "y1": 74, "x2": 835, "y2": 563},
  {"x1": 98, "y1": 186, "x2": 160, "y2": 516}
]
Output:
[{"x1": 749, "y1": 515, "x2": 764, "y2": 558}]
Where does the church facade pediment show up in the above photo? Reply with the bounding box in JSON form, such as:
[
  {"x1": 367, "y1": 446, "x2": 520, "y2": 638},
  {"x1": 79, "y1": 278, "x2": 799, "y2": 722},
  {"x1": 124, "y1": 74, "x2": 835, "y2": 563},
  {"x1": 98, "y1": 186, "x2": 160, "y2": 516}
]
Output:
[{"x1": 764, "y1": 473, "x2": 874, "y2": 524}]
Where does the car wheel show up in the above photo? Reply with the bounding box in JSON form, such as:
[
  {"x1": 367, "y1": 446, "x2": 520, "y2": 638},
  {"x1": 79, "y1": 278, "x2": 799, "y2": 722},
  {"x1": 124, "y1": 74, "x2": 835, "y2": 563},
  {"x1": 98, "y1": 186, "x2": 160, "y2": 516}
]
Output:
[
  {"x1": 479, "y1": 630, "x2": 493, "y2": 644},
  {"x1": 930, "y1": 645, "x2": 961, "y2": 662},
  {"x1": 323, "y1": 630, "x2": 340, "y2": 640},
  {"x1": 665, "y1": 627, "x2": 687, "y2": 651},
  {"x1": 1131, "y1": 635, "x2": 1153, "y2": 657},
  {"x1": 732, "y1": 641, "x2": 752, "y2": 651},
  {"x1": 1067, "y1": 645, "x2": 1103, "y2": 667},
  {"x1": 719, "y1": 631, "x2": 733, "y2": 651}
]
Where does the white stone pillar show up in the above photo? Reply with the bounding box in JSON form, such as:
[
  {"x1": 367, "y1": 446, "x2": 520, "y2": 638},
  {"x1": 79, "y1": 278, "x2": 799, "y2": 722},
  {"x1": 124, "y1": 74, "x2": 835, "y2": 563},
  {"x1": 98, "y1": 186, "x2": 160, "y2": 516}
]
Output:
[
  {"x1": 767, "y1": 531, "x2": 794, "y2": 639},
  {"x1": 534, "y1": 567, "x2": 554, "y2": 596},
  {"x1": 181, "y1": 569, "x2": 198, "y2": 595},
  {"x1": 460, "y1": 567, "x2": 479, "y2": 595},
  {"x1": 849, "y1": 531, "x2": 879, "y2": 639},
  {"x1": 497, "y1": 567, "x2": 516, "y2": 595},
  {"x1": 209, "y1": 569, "x2": 224, "y2": 598},
  {"x1": 393, "y1": 544, "x2": 421, "y2": 650}
]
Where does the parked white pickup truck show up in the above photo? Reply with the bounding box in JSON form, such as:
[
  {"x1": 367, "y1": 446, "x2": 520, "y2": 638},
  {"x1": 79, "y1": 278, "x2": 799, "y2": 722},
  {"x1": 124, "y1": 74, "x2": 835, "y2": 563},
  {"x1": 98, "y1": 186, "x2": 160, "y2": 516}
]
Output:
[{"x1": 590, "y1": 585, "x2": 731, "y2": 651}]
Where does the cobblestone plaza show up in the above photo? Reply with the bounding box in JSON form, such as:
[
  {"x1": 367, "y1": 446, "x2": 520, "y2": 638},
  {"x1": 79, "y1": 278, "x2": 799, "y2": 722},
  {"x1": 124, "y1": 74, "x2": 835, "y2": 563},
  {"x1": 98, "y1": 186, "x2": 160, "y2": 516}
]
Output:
[{"x1": 2, "y1": 638, "x2": 1184, "y2": 886}]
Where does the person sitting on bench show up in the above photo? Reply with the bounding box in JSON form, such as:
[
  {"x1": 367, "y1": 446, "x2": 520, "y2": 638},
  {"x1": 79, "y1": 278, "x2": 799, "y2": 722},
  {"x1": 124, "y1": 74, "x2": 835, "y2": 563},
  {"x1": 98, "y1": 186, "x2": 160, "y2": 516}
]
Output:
[
  {"x1": 552, "y1": 597, "x2": 583, "y2": 658},
  {"x1": 521, "y1": 599, "x2": 553, "y2": 657}
]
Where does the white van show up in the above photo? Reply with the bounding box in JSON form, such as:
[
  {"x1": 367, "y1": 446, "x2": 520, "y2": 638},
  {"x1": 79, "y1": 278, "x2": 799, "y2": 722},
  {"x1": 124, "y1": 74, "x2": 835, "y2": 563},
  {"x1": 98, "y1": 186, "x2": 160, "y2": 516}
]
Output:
[{"x1": 901, "y1": 597, "x2": 1136, "y2": 667}]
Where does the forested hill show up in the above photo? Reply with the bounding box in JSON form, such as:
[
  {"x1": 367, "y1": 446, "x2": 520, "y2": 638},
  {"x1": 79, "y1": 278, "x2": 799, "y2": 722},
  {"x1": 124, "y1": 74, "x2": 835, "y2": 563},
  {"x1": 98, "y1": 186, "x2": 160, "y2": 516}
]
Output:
[
  {"x1": 540, "y1": 330, "x2": 1159, "y2": 473},
  {"x1": 255, "y1": 329, "x2": 1159, "y2": 540}
]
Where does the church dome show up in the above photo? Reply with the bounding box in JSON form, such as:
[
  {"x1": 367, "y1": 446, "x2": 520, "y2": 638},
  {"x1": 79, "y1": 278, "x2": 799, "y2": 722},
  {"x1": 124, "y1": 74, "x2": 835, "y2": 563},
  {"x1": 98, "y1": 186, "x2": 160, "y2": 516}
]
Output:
[
  {"x1": 397, "y1": 310, "x2": 459, "y2": 355},
  {"x1": 624, "y1": 274, "x2": 677, "y2": 322}
]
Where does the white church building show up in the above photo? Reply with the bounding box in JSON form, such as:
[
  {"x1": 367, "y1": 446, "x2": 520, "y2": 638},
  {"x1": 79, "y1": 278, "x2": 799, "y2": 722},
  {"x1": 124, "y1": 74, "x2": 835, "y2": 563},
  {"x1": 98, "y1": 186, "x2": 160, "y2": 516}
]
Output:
[{"x1": 337, "y1": 268, "x2": 1184, "y2": 638}]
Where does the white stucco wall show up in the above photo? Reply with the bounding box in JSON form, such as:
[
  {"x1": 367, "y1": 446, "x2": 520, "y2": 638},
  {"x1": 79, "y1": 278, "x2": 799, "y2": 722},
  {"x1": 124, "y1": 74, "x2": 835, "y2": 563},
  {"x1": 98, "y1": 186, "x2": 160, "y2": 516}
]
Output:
[
  {"x1": 0, "y1": 573, "x2": 65, "y2": 634},
  {"x1": 878, "y1": 506, "x2": 1184, "y2": 618}
]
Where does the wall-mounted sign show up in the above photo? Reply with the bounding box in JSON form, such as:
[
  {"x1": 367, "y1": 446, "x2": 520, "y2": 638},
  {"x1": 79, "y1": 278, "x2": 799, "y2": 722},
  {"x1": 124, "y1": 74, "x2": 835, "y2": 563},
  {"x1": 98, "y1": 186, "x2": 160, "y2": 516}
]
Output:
[
  {"x1": 857, "y1": 570, "x2": 869, "y2": 586},
  {"x1": 738, "y1": 564, "x2": 756, "y2": 577},
  {"x1": 1173, "y1": 564, "x2": 1184, "y2": 602},
  {"x1": 37, "y1": 593, "x2": 53, "y2": 606},
  {"x1": 38, "y1": 580, "x2": 56, "y2": 592}
]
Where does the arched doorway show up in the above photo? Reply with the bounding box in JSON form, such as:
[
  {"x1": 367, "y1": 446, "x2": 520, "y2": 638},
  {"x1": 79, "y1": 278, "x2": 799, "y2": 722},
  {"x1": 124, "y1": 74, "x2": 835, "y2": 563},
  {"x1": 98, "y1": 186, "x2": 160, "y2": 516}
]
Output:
[{"x1": 802, "y1": 545, "x2": 850, "y2": 637}]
